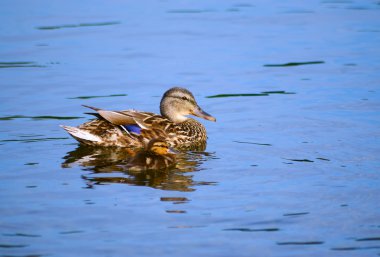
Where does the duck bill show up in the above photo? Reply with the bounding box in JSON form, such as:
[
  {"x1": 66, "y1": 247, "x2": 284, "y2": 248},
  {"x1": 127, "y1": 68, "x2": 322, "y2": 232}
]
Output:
[{"x1": 192, "y1": 106, "x2": 216, "y2": 122}]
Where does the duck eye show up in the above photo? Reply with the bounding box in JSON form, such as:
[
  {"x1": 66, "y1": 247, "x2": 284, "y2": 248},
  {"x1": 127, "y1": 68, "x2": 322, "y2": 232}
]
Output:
[{"x1": 182, "y1": 96, "x2": 187, "y2": 101}]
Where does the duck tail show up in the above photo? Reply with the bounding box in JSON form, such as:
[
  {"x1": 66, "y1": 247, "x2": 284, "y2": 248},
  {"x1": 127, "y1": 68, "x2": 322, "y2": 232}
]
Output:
[
  {"x1": 60, "y1": 125, "x2": 101, "y2": 144},
  {"x1": 82, "y1": 105, "x2": 101, "y2": 111}
]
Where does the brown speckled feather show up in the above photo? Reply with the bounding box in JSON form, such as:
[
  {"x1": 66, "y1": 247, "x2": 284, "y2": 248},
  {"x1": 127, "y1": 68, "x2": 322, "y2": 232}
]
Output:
[{"x1": 72, "y1": 113, "x2": 207, "y2": 149}]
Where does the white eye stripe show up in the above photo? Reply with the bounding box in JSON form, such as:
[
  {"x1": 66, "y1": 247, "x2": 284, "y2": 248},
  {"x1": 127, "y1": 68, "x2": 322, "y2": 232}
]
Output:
[
  {"x1": 171, "y1": 95, "x2": 188, "y2": 100},
  {"x1": 169, "y1": 95, "x2": 196, "y2": 104}
]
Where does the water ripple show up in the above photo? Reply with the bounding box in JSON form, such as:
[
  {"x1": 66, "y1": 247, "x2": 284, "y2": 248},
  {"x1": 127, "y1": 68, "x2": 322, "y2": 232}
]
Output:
[
  {"x1": 277, "y1": 241, "x2": 324, "y2": 245},
  {"x1": 1, "y1": 137, "x2": 68, "y2": 143},
  {"x1": 0, "y1": 115, "x2": 83, "y2": 121},
  {"x1": 356, "y1": 237, "x2": 380, "y2": 241},
  {"x1": 283, "y1": 212, "x2": 310, "y2": 216},
  {"x1": 331, "y1": 246, "x2": 380, "y2": 251},
  {"x1": 207, "y1": 91, "x2": 295, "y2": 98},
  {"x1": 0, "y1": 61, "x2": 45, "y2": 68},
  {"x1": 36, "y1": 21, "x2": 120, "y2": 30},
  {"x1": 2, "y1": 232, "x2": 41, "y2": 238},
  {"x1": 68, "y1": 94, "x2": 127, "y2": 100},
  {"x1": 0, "y1": 243, "x2": 28, "y2": 248},
  {"x1": 264, "y1": 61, "x2": 325, "y2": 67},
  {"x1": 224, "y1": 228, "x2": 279, "y2": 232},
  {"x1": 234, "y1": 141, "x2": 272, "y2": 146}
]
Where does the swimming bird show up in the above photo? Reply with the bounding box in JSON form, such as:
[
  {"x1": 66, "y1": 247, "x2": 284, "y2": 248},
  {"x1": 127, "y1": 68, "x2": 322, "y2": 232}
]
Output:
[
  {"x1": 126, "y1": 138, "x2": 176, "y2": 171},
  {"x1": 61, "y1": 87, "x2": 216, "y2": 149}
]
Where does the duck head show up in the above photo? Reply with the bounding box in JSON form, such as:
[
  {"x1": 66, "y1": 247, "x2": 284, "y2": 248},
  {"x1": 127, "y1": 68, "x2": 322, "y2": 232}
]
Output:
[{"x1": 160, "y1": 87, "x2": 216, "y2": 123}]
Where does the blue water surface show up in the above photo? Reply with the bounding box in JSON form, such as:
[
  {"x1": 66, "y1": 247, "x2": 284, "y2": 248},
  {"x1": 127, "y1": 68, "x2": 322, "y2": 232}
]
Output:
[{"x1": 1, "y1": 0, "x2": 380, "y2": 256}]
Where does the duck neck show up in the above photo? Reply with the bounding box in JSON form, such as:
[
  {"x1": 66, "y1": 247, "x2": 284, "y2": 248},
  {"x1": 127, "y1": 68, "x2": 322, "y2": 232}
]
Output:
[{"x1": 164, "y1": 112, "x2": 188, "y2": 123}]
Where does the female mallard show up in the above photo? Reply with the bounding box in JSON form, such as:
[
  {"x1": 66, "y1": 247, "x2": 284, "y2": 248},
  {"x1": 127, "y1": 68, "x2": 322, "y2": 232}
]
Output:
[
  {"x1": 126, "y1": 138, "x2": 176, "y2": 171},
  {"x1": 61, "y1": 87, "x2": 216, "y2": 149}
]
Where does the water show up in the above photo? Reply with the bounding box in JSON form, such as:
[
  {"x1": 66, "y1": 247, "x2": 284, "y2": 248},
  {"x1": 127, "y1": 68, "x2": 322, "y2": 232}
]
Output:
[{"x1": 1, "y1": 0, "x2": 380, "y2": 256}]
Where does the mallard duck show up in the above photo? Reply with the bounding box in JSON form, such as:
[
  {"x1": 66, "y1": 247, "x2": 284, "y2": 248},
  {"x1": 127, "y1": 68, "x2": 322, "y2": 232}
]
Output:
[
  {"x1": 61, "y1": 87, "x2": 216, "y2": 149},
  {"x1": 126, "y1": 138, "x2": 176, "y2": 171}
]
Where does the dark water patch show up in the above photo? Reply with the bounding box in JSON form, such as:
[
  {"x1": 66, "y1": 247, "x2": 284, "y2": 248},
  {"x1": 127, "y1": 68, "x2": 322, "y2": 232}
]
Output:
[
  {"x1": 68, "y1": 94, "x2": 127, "y2": 100},
  {"x1": 0, "y1": 255, "x2": 44, "y2": 257},
  {"x1": 19, "y1": 134, "x2": 45, "y2": 138},
  {"x1": 0, "y1": 62, "x2": 45, "y2": 68},
  {"x1": 1, "y1": 137, "x2": 68, "y2": 143},
  {"x1": 345, "y1": 63, "x2": 357, "y2": 66},
  {"x1": 248, "y1": 218, "x2": 292, "y2": 226},
  {"x1": 194, "y1": 181, "x2": 218, "y2": 186},
  {"x1": 207, "y1": 93, "x2": 267, "y2": 98},
  {"x1": 30, "y1": 115, "x2": 81, "y2": 120},
  {"x1": 0, "y1": 115, "x2": 83, "y2": 121},
  {"x1": 3, "y1": 233, "x2": 41, "y2": 238},
  {"x1": 262, "y1": 90, "x2": 296, "y2": 95},
  {"x1": 167, "y1": 9, "x2": 214, "y2": 14},
  {"x1": 233, "y1": 3, "x2": 254, "y2": 7},
  {"x1": 226, "y1": 8, "x2": 240, "y2": 12},
  {"x1": 347, "y1": 6, "x2": 371, "y2": 10},
  {"x1": 331, "y1": 246, "x2": 380, "y2": 251},
  {"x1": 36, "y1": 21, "x2": 120, "y2": 30},
  {"x1": 264, "y1": 61, "x2": 325, "y2": 67},
  {"x1": 59, "y1": 230, "x2": 84, "y2": 235},
  {"x1": 84, "y1": 199, "x2": 95, "y2": 205},
  {"x1": 224, "y1": 228, "x2": 279, "y2": 232},
  {"x1": 356, "y1": 237, "x2": 380, "y2": 242},
  {"x1": 168, "y1": 225, "x2": 206, "y2": 229},
  {"x1": 166, "y1": 210, "x2": 186, "y2": 214},
  {"x1": 277, "y1": 241, "x2": 324, "y2": 245},
  {"x1": 316, "y1": 157, "x2": 330, "y2": 161},
  {"x1": 207, "y1": 91, "x2": 295, "y2": 98},
  {"x1": 0, "y1": 244, "x2": 28, "y2": 248},
  {"x1": 286, "y1": 158, "x2": 314, "y2": 163},
  {"x1": 24, "y1": 163, "x2": 38, "y2": 166},
  {"x1": 160, "y1": 197, "x2": 189, "y2": 204},
  {"x1": 26, "y1": 185, "x2": 37, "y2": 188},
  {"x1": 283, "y1": 212, "x2": 309, "y2": 216},
  {"x1": 234, "y1": 140, "x2": 272, "y2": 146}
]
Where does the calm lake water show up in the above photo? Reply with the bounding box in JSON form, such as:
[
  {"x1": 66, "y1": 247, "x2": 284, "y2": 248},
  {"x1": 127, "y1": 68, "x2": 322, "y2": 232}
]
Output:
[{"x1": 1, "y1": 0, "x2": 380, "y2": 256}]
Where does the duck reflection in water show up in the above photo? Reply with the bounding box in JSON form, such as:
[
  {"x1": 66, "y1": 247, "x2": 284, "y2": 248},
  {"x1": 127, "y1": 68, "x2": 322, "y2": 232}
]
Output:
[
  {"x1": 61, "y1": 142, "x2": 216, "y2": 192},
  {"x1": 126, "y1": 138, "x2": 176, "y2": 171}
]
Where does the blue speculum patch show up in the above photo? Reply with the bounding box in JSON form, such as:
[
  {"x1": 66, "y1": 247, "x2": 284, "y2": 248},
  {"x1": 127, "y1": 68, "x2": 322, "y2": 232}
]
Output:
[{"x1": 122, "y1": 124, "x2": 142, "y2": 134}]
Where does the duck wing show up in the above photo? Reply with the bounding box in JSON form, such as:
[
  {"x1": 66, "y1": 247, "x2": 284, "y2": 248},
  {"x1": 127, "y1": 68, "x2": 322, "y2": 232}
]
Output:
[
  {"x1": 126, "y1": 112, "x2": 176, "y2": 140},
  {"x1": 82, "y1": 105, "x2": 174, "y2": 138},
  {"x1": 83, "y1": 105, "x2": 136, "y2": 125}
]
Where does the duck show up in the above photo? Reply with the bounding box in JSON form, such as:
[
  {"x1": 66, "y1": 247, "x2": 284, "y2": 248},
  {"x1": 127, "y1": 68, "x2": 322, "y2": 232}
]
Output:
[
  {"x1": 61, "y1": 87, "x2": 216, "y2": 149},
  {"x1": 126, "y1": 138, "x2": 176, "y2": 171}
]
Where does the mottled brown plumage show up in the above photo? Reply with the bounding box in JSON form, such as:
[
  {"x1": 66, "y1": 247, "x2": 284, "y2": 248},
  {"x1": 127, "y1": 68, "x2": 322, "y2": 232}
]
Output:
[
  {"x1": 126, "y1": 139, "x2": 176, "y2": 171},
  {"x1": 61, "y1": 87, "x2": 215, "y2": 150}
]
